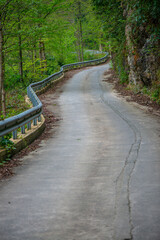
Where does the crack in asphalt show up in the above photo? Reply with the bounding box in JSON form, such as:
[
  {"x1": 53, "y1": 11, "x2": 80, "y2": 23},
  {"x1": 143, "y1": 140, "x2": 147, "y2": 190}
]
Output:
[
  {"x1": 99, "y1": 75, "x2": 142, "y2": 240},
  {"x1": 78, "y1": 66, "x2": 142, "y2": 239}
]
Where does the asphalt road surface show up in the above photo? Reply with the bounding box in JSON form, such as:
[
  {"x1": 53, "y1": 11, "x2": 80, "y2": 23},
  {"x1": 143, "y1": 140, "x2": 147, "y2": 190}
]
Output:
[{"x1": 0, "y1": 63, "x2": 160, "y2": 240}]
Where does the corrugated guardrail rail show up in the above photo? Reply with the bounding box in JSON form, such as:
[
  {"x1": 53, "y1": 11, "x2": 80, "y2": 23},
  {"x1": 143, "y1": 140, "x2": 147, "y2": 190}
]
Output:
[{"x1": 0, "y1": 54, "x2": 108, "y2": 140}]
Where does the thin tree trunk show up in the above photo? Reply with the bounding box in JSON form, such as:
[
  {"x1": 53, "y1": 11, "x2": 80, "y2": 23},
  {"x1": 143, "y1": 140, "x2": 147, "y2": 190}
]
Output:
[
  {"x1": 75, "y1": 30, "x2": 81, "y2": 61},
  {"x1": 99, "y1": 29, "x2": 103, "y2": 52},
  {"x1": 75, "y1": 1, "x2": 83, "y2": 62},
  {"x1": 39, "y1": 40, "x2": 47, "y2": 73},
  {"x1": 39, "y1": 41, "x2": 43, "y2": 71},
  {"x1": 79, "y1": 16, "x2": 83, "y2": 61},
  {"x1": 34, "y1": 43, "x2": 37, "y2": 74},
  {"x1": 42, "y1": 42, "x2": 47, "y2": 69},
  {"x1": 78, "y1": 1, "x2": 83, "y2": 62},
  {"x1": 31, "y1": 49, "x2": 34, "y2": 73},
  {"x1": 2, "y1": 87, "x2": 5, "y2": 115},
  {"x1": 99, "y1": 32, "x2": 102, "y2": 52},
  {"x1": 18, "y1": 14, "x2": 23, "y2": 82},
  {"x1": 99, "y1": 42, "x2": 102, "y2": 52},
  {"x1": 77, "y1": 34, "x2": 81, "y2": 61},
  {"x1": 0, "y1": 19, "x2": 5, "y2": 116},
  {"x1": 74, "y1": 37, "x2": 80, "y2": 62}
]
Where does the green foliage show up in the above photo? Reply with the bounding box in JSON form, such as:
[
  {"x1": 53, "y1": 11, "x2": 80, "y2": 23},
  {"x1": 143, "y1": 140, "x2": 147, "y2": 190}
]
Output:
[
  {"x1": 0, "y1": 114, "x2": 5, "y2": 120},
  {"x1": 119, "y1": 70, "x2": 128, "y2": 84},
  {"x1": 151, "y1": 87, "x2": 160, "y2": 103},
  {"x1": 126, "y1": 83, "x2": 141, "y2": 94},
  {"x1": 4, "y1": 88, "x2": 30, "y2": 119},
  {"x1": 129, "y1": 0, "x2": 160, "y2": 27},
  {"x1": 141, "y1": 86, "x2": 150, "y2": 95},
  {"x1": 128, "y1": 84, "x2": 160, "y2": 104},
  {"x1": 92, "y1": 0, "x2": 127, "y2": 83},
  {"x1": 157, "y1": 69, "x2": 160, "y2": 82},
  {"x1": 1, "y1": 0, "x2": 105, "y2": 95},
  {"x1": 0, "y1": 134, "x2": 16, "y2": 163},
  {"x1": 83, "y1": 50, "x2": 105, "y2": 61},
  {"x1": 92, "y1": 0, "x2": 125, "y2": 44},
  {"x1": 113, "y1": 47, "x2": 129, "y2": 84},
  {"x1": 126, "y1": 0, "x2": 160, "y2": 53}
]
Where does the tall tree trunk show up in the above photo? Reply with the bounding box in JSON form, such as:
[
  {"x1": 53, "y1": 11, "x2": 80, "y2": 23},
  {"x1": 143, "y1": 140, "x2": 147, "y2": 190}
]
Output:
[
  {"x1": 76, "y1": 32, "x2": 81, "y2": 61},
  {"x1": 18, "y1": 13, "x2": 23, "y2": 82},
  {"x1": 123, "y1": 7, "x2": 139, "y2": 85},
  {"x1": 99, "y1": 31, "x2": 103, "y2": 52},
  {"x1": 39, "y1": 40, "x2": 47, "y2": 73},
  {"x1": 125, "y1": 20, "x2": 138, "y2": 85},
  {"x1": 74, "y1": 37, "x2": 80, "y2": 62},
  {"x1": 78, "y1": 1, "x2": 83, "y2": 62},
  {"x1": 99, "y1": 42, "x2": 102, "y2": 52},
  {"x1": 75, "y1": 1, "x2": 84, "y2": 62},
  {"x1": 33, "y1": 43, "x2": 37, "y2": 74},
  {"x1": 0, "y1": 19, "x2": 5, "y2": 116},
  {"x1": 79, "y1": 18, "x2": 83, "y2": 61}
]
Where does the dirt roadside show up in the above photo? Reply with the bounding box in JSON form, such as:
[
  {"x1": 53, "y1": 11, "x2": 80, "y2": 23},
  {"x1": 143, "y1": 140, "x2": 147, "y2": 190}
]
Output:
[{"x1": 103, "y1": 68, "x2": 160, "y2": 116}]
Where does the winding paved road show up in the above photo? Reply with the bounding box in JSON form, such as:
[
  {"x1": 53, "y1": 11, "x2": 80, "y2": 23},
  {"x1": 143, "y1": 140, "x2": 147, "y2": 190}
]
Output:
[{"x1": 0, "y1": 63, "x2": 160, "y2": 240}]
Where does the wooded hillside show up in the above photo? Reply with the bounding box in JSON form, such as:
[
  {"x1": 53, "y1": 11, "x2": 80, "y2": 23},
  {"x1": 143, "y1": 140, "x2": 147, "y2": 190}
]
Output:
[{"x1": 0, "y1": 0, "x2": 160, "y2": 118}]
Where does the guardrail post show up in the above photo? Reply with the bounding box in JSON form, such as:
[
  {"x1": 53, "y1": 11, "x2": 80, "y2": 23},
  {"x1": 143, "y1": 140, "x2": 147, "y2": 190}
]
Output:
[
  {"x1": 27, "y1": 121, "x2": 31, "y2": 130},
  {"x1": 21, "y1": 125, "x2": 25, "y2": 134},
  {"x1": 33, "y1": 118, "x2": 37, "y2": 126},
  {"x1": 13, "y1": 130, "x2": 18, "y2": 139},
  {"x1": 38, "y1": 115, "x2": 41, "y2": 122}
]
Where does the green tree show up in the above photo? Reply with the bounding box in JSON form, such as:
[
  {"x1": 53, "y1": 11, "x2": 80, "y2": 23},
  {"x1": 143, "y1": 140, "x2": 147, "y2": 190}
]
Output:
[{"x1": 0, "y1": 0, "x2": 17, "y2": 115}]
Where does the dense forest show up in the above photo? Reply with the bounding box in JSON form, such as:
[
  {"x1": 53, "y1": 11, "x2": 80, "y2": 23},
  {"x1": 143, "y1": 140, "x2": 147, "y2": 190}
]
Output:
[
  {"x1": 0, "y1": 0, "x2": 105, "y2": 118},
  {"x1": 0, "y1": 0, "x2": 160, "y2": 119}
]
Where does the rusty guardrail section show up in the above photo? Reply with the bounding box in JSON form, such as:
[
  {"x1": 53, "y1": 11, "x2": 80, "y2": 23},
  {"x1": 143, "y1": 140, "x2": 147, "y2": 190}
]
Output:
[{"x1": 0, "y1": 54, "x2": 108, "y2": 139}]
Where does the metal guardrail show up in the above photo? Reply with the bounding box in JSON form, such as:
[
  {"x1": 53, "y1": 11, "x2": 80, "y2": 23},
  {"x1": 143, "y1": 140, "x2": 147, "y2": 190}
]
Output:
[{"x1": 0, "y1": 53, "x2": 108, "y2": 139}]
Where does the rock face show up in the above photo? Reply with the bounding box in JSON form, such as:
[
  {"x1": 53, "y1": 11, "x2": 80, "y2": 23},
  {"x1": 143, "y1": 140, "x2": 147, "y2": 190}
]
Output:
[
  {"x1": 125, "y1": 10, "x2": 160, "y2": 87},
  {"x1": 138, "y1": 37, "x2": 160, "y2": 86}
]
